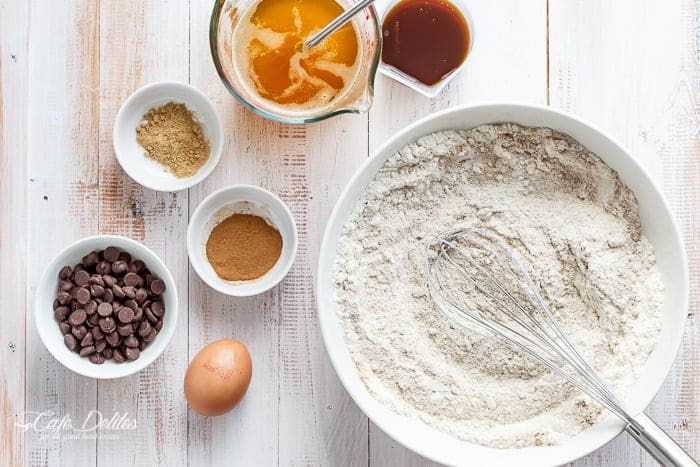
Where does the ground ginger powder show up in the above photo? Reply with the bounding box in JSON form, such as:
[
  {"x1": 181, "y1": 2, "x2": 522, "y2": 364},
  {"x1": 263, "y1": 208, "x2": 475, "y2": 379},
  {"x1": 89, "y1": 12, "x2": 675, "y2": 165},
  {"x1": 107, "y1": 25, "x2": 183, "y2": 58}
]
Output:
[
  {"x1": 206, "y1": 214, "x2": 283, "y2": 281},
  {"x1": 136, "y1": 102, "x2": 210, "y2": 178}
]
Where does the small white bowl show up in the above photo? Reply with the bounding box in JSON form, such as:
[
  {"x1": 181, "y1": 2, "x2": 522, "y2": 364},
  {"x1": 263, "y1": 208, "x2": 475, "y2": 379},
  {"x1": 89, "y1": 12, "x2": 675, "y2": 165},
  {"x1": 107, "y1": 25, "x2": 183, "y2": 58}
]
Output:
[
  {"x1": 113, "y1": 81, "x2": 224, "y2": 192},
  {"x1": 187, "y1": 185, "x2": 298, "y2": 297},
  {"x1": 377, "y1": 0, "x2": 475, "y2": 98},
  {"x1": 35, "y1": 235, "x2": 179, "y2": 379}
]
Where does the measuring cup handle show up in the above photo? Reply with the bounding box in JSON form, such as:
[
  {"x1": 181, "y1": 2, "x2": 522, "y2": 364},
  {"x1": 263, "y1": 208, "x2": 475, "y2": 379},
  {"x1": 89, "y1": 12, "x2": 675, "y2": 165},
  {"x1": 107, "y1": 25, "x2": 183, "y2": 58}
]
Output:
[{"x1": 626, "y1": 413, "x2": 698, "y2": 467}]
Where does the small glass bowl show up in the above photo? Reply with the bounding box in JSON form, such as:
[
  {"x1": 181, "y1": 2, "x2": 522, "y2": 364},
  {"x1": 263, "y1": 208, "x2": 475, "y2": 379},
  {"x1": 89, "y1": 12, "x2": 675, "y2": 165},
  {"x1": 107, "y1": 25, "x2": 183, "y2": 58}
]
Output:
[
  {"x1": 378, "y1": 0, "x2": 475, "y2": 98},
  {"x1": 209, "y1": 0, "x2": 382, "y2": 124}
]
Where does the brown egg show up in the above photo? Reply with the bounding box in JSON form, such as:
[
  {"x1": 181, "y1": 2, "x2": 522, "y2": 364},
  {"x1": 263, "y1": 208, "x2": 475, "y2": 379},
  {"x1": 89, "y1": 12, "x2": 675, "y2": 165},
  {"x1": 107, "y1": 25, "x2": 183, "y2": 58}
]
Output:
[{"x1": 184, "y1": 338, "x2": 252, "y2": 416}]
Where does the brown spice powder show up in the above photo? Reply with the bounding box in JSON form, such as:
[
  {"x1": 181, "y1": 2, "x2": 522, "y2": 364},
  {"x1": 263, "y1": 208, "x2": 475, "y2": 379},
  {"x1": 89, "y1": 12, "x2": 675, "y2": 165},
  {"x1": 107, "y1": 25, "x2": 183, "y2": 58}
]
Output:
[
  {"x1": 136, "y1": 102, "x2": 211, "y2": 178},
  {"x1": 206, "y1": 214, "x2": 283, "y2": 281}
]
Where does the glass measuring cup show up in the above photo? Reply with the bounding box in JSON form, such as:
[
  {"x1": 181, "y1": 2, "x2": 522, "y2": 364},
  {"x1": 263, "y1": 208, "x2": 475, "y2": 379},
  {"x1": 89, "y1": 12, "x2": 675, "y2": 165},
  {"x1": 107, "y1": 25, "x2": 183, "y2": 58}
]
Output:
[{"x1": 210, "y1": 0, "x2": 382, "y2": 124}]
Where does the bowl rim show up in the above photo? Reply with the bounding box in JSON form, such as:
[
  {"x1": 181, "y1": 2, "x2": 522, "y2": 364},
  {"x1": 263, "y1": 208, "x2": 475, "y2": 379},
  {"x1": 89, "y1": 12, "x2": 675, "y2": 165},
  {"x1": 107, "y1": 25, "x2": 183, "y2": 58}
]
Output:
[
  {"x1": 35, "y1": 234, "x2": 179, "y2": 379},
  {"x1": 112, "y1": 80, "x2": 224, "y2": 192},
  {"x1": 187, "y1": 184, "x2": 299, "y2": 297},
  {"x1": 316, "y1": 102, "x2": 690, "y2": 466},
  {"x1": 208, "y1": 0, "x2": 382, "y2": 124}
]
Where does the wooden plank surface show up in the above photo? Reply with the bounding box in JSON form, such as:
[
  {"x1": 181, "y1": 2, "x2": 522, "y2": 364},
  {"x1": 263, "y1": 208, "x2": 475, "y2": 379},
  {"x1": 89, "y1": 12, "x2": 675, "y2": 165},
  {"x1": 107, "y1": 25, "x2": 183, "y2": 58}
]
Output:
[
  {"x1": 0, "y1": 0, "x2": 697, "y2": 465},
  {"x1": 96, "y1": 1, "x2": 190, "y2": 465},
  {"x1": 24, "y1": 1, "x2": 100, "y2": 466},
  {"x1": 549, "y1": 0, "x2": 700, "y2": 465},
  {"x1": 0, "y1": 0, "x2": 28, "y2": 465}
]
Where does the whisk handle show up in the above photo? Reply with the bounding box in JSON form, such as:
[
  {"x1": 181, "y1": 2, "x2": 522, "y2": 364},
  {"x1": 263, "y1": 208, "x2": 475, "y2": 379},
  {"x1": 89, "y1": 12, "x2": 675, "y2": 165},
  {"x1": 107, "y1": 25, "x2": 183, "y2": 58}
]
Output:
[{"x1": 626, "y1": 413, "x2": 698, "y2": 466}]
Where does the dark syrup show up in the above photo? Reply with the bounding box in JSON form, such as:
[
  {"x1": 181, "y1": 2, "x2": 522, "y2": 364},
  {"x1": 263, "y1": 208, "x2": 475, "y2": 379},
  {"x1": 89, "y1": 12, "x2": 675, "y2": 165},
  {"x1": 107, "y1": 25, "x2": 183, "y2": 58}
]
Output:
[{"x1": 382, "y1": 0, "x2": 470, "y2": 86}]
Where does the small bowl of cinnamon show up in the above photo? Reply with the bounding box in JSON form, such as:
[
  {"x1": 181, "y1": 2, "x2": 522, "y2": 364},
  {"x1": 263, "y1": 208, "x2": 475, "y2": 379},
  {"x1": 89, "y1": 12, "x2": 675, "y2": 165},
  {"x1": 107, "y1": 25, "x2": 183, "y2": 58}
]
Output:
[{"x1": 187, "y1": 184, "x2": 298, "y2": 296}]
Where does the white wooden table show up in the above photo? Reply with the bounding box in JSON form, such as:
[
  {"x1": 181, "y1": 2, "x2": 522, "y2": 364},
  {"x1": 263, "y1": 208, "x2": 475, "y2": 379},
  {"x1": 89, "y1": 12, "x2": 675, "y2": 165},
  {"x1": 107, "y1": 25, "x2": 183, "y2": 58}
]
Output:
[{"x1": 1, "y1": 0, "x2": 697, "y2": 465}]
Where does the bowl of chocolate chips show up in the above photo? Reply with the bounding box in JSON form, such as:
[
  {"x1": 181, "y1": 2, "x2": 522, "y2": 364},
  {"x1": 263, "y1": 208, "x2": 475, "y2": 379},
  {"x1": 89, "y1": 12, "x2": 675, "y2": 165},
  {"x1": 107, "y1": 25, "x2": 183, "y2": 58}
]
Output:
[{"x1": 35, "y1": 235, "x2": 178, "y2": 379}]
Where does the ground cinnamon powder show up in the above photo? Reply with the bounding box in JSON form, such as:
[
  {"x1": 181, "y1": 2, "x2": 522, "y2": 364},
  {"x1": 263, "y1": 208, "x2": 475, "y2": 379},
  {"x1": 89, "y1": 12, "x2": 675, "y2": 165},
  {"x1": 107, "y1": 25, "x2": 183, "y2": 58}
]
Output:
[
  {"x1": 136, "y1": 102, "x2": 210, "y2": 178},
  {"x1": 206, "y1": 214, "x2": 283, "y2": 281}
]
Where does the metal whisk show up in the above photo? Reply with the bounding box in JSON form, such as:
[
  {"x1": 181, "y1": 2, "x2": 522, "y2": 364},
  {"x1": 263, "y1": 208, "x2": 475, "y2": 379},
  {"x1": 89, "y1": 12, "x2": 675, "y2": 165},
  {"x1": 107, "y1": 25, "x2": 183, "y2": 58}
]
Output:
[{"x1": 426, "y1": 226, "x2": 697, "y2": 467}]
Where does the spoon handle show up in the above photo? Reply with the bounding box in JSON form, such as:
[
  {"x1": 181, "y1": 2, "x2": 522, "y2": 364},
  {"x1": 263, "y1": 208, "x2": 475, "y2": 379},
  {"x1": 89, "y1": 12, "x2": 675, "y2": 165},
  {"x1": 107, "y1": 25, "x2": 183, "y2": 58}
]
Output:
[{"x1": 304, "y1": 0, "x2": 376, "y2": 49}]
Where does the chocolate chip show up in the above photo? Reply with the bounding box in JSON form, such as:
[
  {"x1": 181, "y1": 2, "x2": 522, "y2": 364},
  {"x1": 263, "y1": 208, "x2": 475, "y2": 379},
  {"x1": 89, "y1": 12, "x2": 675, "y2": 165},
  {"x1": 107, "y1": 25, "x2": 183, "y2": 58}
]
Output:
[
  {"x1": 131, "y1": 260, "x2": 144, "y2": 272},
  {"x1": 103, "y1": 275, "x2": 117, "y2": 287},
  {"x1": 71, "y1": 325, "x2": 87, "y2": 340},
  {"x1": 89, "y1": 353, "x2": 105, "y2": 364},
  {"x1": 95, "y1": 339, "x2": 107, "y2": 353},
  {"x1": 54, "y1": 306, "x2": 70, "y2": 321},
  {"x1": 124, "y1": 347, "x2": 140, "y2": 361},
  {"x1": 112, "y1": 284, "x2": 125, "y2": 298},
  {"x1": 135, "y1": 288, "x2": 148, "y2": 303},
  {"x1": 97, "y1": 302, "x2": 113, "y2": 317},
  {"x1": 54, "y1": 248, "x2": 166, "y2": 364},
  {"x1": 124, "y1": 273, "x2": 139, "y2": 287},
  {"x1": 68, "y1": 309, "x2": 87, "y2": 326},
  {"x1": 76, "y1": 288, "x2": 91, "y2": 305},
  {"x1": 80, "y1": 333, "x2": 93, "y2": 347},
  {"x1": 88, "y1": 274, "x2": 104, "y2": 286},
  {"x1": 117, "y1": 323, "x2": 133, "y2": 337},
  {"x1": 84, "y1": 300, "x2": 97, "y2": 315},
  {"x1": 113, "y1": 349, "x2": 126, "y2": 363},
  {"x1": 106, "y1": 332, "x2": 120, "y2": 347},
  {"x1": 122, "y1": 286, "x2": 136, "y2": 299},
  {"x1": 143, "y1": 328, "x2": 157, "y2": 343},
  {"x1": 117, "y1": 307, "x2": 134, "y2": 324},
  {"x1": 145, "y1": 307, "x2": 158, "y2": 324},
  {"x1": 124, "y1": 335, "x2": 139, "y2": 348},
  {"x1": 59, "y1": 321, "x2": 71, "y2": 335},
  {"x1": 99, "y1": 317, "x2": 116, "y2": 334},
  {"x1": 96, "y1": 261, "x2": 111, "y2": 275},
  {"x1": 64, "y1": 334, "x2": 78, "y2": 350},
  {"x1": 59, "y1": 266, "x2": 72, "y2": 280},
  {"x1": 149, "y1": 279, "x2": 166, "y2": 295},
  {"x1": 90, "y1": 284, "x2": 105, "y2": 298},
  {"x1": 137, "y1": 320, "x2": 151, "y2": 337},
  {"x1": 74, "y1": 270, "x2": 90, "y2": 287},
  {"x1": 57, "y1": 291, "x2": 72, "y2": 305},
  {"x1": 151, "y1": 301, "x2": 164, "y2": 318},
  {"x1": 132, "y1": 307, "x2": 144, "y2": 323},
  {"x1": 85, "y1": 251, "x2": 100, "y2": 267},
  {"x1": 87, "y1": 313, "x2": 99, "y2": 326},
  {"x1": 91, "y1": 327, "x2": 104, "y2": 340},
  {"x1": 104, "y1": 246, "x2": 120, "y2": 263},
  {"x1": 111, "y1": 261, "x2": 128, "y2": 275}
]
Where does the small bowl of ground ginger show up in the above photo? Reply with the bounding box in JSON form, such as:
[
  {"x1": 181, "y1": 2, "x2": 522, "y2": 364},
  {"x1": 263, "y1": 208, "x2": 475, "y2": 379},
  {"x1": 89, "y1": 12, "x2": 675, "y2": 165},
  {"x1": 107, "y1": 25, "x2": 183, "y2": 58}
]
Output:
[
  {"x1": 113, "y1": 81, "x2": 223, "y2": 191},
  {"x1": 187, "y1": 184, "x2": 299, "y2": 296}
]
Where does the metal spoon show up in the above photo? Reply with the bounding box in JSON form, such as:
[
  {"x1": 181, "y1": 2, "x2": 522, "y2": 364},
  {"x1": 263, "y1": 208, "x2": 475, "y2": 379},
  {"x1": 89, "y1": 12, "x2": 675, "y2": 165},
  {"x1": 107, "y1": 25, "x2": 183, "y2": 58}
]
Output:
[{"x1": 302, "y1": 0, "x2": 376, "y2": 50}]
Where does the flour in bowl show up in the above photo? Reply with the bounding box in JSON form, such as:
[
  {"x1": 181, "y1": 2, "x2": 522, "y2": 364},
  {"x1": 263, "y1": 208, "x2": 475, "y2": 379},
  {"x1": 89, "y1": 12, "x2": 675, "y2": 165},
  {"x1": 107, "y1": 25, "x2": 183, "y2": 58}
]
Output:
[{"x1": 332, "y1": 124, "x2": 663, "y2": 448}]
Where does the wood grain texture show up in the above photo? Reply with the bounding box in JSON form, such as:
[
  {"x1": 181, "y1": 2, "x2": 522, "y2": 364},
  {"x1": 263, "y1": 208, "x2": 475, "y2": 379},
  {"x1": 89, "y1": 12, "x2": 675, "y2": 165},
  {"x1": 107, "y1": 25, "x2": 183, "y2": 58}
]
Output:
[
  {"x1": 0, "y1": 0, "x2": 697, "y2": 465},
  {"x1": 25, "y1": 1, "x2": 100, "y2": 466},
  {"x1": 549, "y1": 0, "x2": 700, "y2": 464},
  {"x1": 0, "y1": 0, "x2": 28, "y2": 465},
  {"x1": 188, "y1": 1, "x2": 369, "y2": 465},
  {"x1": 367, "y1": 0, "x2": 548, "y2": 464},
  {"x1": 96, "y1": 1, "x2": 190, "y2": 465}
]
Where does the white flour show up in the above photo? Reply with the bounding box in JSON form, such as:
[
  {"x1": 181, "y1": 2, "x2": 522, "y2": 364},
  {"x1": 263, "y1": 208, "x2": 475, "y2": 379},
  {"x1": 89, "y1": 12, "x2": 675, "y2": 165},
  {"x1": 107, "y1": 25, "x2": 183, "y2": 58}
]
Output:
[{"x1": 332, "y1": 124, "x2": 663, "y2": 448}]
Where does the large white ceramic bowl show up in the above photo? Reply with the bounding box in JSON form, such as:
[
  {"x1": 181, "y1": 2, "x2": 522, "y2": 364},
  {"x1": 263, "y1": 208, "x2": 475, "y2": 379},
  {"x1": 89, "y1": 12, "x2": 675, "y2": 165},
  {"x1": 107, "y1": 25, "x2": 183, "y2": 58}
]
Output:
[
  {"x1": 316, "y1": 103, "x2": 689, "y2": 466},
  {"x1": 36, "y1": 235, "x2": 178, "y2": 379}
]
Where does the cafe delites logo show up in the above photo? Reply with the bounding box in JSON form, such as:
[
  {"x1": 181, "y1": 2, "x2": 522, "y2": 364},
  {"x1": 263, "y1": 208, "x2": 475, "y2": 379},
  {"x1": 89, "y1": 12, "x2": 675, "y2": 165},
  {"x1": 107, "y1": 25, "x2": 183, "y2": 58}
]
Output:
[{"x1": 16, "y1": 410, "x2": 137, "y2": 440}]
